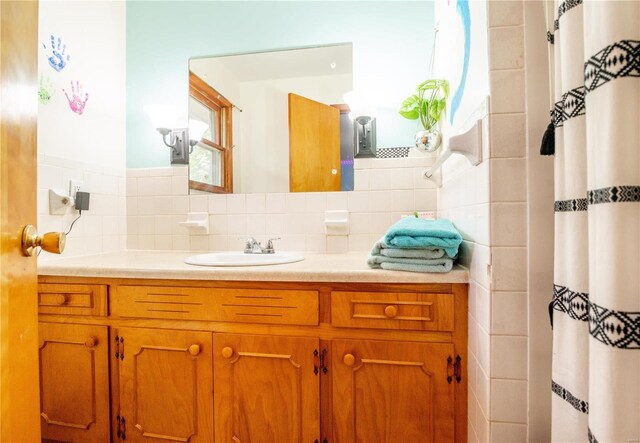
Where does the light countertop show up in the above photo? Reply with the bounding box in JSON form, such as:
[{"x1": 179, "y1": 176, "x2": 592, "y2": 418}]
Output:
[{"x1": 38, "y1": 250, "x2": 469, "y2": 284}]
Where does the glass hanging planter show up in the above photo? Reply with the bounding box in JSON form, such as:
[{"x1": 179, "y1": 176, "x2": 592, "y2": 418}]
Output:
[{"x1": 415, "y1": 129, "x2": 442, "y2": 152}]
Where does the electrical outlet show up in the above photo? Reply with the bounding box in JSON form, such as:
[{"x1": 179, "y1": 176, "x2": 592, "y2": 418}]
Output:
[{"x1": 69, "y1": 179, "x2": 83, "y2": 200}]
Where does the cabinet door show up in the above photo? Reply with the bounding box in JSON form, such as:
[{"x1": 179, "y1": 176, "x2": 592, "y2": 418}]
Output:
[
  {"x1": 332, "y1": 340, "x2": 455, "y2": 443},
  {"x1": 118, "y1": 327, "x2": 213, "y2": 442},
  {"x1": 214, "y1": 333, "x2": 320, "y2": 443},
  {"x1": 39, "y1": 322, "x2": 110, "y2": 443}
]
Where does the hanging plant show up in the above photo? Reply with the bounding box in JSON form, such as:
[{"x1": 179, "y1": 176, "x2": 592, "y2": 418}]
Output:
[{"x1": 399, "y1": 79, "x2": 449, "y2": 132}]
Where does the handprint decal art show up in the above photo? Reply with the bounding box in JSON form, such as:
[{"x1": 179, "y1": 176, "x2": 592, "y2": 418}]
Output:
[
  {"x1": 63, "y1": 81, "x2": 89, "y2": 115},
  {"x1": 43, "y1": 35, "x2": 70, "y2": 72},
  {"x1": 38, "y1": 74, "x2": 56, "y2": 105}
]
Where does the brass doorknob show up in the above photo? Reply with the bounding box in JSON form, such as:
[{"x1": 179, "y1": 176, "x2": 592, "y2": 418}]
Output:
[
  {"x1": 188, "y1": 344, "x2": 201, "y2": 356},
  {"x1": 21, "y1": 225, "x2": 65, "y2": 256},
  {"x1": 343, "y1": 353, "x2": 356, "y2": 367},
  {"x1": 384, "y1": 305, "x2": 398, "y2": 318},
  {"x1": 221, "y1": 347, "x2": 234, "y2": 358}
]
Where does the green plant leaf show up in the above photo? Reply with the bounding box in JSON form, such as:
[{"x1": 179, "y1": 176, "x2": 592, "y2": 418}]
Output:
[
  {"x1": 399, "y1": 94, "x2": 420, "y2": 120},
  {"x1": 429, "y1": 99, "x2": 446, "y2": 122},
  {"x1": 441, "y1": 81, "x2": 450, "y2": 99},
  {"x1": 400, "y1": 79, "x2": 450, "y2": 127}
]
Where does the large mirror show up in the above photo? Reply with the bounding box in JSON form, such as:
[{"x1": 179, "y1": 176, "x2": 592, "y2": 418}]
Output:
[
  {"x1": 187, "y1": 43, "x2": 431, "y2": 194},
  {"x1": 188, "y1": 44, "x2": 355, "y2": 194}
]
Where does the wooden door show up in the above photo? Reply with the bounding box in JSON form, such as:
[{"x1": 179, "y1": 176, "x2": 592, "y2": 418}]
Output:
[
  {"x1": 0, "y1": 1, "x2": 41, "y2": 441},
  {"x1": 214, "y1": 333, "x2": 320, "y2": 443},
  {"x1": 39, "y1": 322, "x2": 110, "y2": 442},
  {"x1": 288, "y1": 93, "x2": 341, "y2": 192},
  {"x1": 332, "y1": 340, "x2": 455, "y2": 443},
  {"x1": 117, "y1": 328, "x2": 214, "y2": 442}
]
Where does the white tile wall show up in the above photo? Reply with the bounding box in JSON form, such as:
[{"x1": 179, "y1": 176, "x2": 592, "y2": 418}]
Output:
[
  {"x1": 37, "y1": 154, "x2": 126, "y2": 261},
  {"x1": 436, "y1": 1, "x2": 534, "y2": 440},
  {"x1": 126, "y1": 155, "x2": 438, "y2": 253}
]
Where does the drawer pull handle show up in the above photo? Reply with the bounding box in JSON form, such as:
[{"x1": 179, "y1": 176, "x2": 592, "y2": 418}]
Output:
[
  {"x1": 188, "y1": 344, "x2": 201, "y2": 356},
  {"x1": 384, "y1": 305, "x2": 398, "y2": 318},
  {"x1": 85, "y1": 337, "x2": 97, "y2": 348},
  {"x1": 221, "y1": 347, "x2": 234, "y2": 359},
  {"x1": 343, "y1": 353, "x2": 356, "y2": 367},
  {"x1": 55, "y1": 294, "x2": 67, "y2": 305}
]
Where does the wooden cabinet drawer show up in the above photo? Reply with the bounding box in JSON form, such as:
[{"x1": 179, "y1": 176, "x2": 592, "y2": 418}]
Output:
[
  {"x1": 38, "y1": 283, "x2": 108, "y2": 316},
  {"x1": 331, "y1": 291, "x2": 454, "y2": 331},
  {"x1": 111, "y1": 286, "x2": 319, "y2": 325}
]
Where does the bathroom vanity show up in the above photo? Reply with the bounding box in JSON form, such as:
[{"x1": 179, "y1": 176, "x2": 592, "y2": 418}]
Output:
[{"x1": 38, "y1": 251, "x2": 468, "y2": 443}]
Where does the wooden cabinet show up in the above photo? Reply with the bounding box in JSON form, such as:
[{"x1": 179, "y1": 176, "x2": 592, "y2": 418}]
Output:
[
  {"x1": 39, "y1": 322, "x2": 110, "y2": 443},
  {"x1": 115, "y1": 327, "x2": 214, "y2": 442},
  {"x1": 213, "y1": 333, "x2": 320, "y2": 443},
  {"x1": 38, "y1": 278, "x2": 467, "y2": 443},
  {"x1": 331, "y1": 339, "x2": 455, "y2": 443}
]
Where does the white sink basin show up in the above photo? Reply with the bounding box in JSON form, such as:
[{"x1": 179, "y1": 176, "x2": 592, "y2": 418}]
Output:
[{"x1": 184, "y1": 251, "x2": 304, "y2": 267}]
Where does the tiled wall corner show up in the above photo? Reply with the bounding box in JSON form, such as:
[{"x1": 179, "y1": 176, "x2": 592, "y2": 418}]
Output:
[
  {"x1": 37, "y1": 154, "x2": 126, "y2": 260},
  {"x1": 438, "y1": 1, "x2": 531, "y2": 441},
  {"x1": 125, "y1": 155, "x2": 438, "y2": 253},
  {"x1": 487, "y1": 1, "x2": 530, "y2": 441}
]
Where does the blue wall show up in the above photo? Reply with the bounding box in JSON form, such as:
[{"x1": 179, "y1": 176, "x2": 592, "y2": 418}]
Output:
[{"x1": 127, "y1": 1, "x2": 434, "y2": 168}]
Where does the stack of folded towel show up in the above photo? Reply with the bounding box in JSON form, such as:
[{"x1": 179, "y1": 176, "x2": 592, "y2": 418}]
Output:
[{"x1": 367, "y1": 217, "x2": 463, "y2": 273}]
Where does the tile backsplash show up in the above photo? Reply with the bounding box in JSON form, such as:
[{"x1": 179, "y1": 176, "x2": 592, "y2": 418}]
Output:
[
  {"x1": 126, "y1": 155, "x2": 438, "y2": 253},
  {"x1": 38, "y1": 154, "x2": 126, "y2": 260}
]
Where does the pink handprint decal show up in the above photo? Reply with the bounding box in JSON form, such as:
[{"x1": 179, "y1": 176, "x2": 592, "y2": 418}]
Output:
[{"x1": 63, "y1": 81, "x2": 89, "y2": 115}]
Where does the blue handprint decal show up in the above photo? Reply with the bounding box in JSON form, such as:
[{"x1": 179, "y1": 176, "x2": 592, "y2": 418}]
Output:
[{"x1": 43, "y1": 35, "x2": 70, "y2": 72}]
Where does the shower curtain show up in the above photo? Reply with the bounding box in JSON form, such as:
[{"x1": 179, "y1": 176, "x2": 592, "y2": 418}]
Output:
[{"x1": 547, "y1": 0, "x2": 639, "y2": 441}]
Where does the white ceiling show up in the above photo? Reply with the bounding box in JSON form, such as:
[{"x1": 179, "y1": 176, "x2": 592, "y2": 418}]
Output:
[{"x1": 190, "y1": 43, "x2": 353, "y2": 82}]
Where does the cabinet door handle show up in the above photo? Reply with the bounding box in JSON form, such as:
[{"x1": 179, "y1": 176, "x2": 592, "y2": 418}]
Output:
[
  {"x1": 188, "y1": 344, "x2": 201, "y2": 356},
  {"x1": 343, "y1": 353, "x2": 356, "y2": 367},
  {"x1": 384, "y1": 305, "x2": 398, "y2": 318},
  {"x1": 85, "y1": 337, "x2": 97, "y2": 348},
  {"x1": 55, "y1": 294, "x2": 67, "y2": 305},
  {"x1": 221, "y1": 346, "x2": 234, "y2": 358}
]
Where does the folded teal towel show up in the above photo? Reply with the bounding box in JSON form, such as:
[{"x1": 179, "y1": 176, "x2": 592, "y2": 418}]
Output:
[
  {"x1": 371, "y1": 238, "x2": 445, "y2": 259},
  {"x1": 383, "y1": 218, "x2": 462, "y2": 258},
  {"x1": 367, "y1": 254, "x2": 453, "y2": 273}
]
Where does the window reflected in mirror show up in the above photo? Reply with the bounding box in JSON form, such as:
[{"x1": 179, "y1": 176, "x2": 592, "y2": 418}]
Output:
[{"x1": 189, "y1": 72, "x2": 233, "y2": 193}]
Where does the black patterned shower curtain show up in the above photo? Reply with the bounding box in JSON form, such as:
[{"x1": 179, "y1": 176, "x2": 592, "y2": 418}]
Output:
[{"x1": 546, "y1": 0, "x2": 640, "y2": 441}]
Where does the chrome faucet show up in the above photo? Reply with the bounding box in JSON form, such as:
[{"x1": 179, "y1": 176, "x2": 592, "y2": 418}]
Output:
[{"x1": 243, "y1": 237, "x2": 280, "y2": 254}]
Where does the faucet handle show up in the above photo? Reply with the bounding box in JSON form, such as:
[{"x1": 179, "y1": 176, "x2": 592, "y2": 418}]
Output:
[
  {"x1": 265, "y1": 237, "x2": 280, "y2": 253},
  {"x1": 243, "y1": 237, "x2": 260, "y2": 253}
]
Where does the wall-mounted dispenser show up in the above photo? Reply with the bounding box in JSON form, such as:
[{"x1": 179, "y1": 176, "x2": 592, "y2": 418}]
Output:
[
  {"x1": 48, "y1": 189, "x2": 75, "y2": 215},
  {"x1": 423, "y1": 97, "x2": 489, "y2": 187},
  {"x1": 424, "y1": 117, "x2": 483, "y2": 182},
  {"x1": 179, "y1": 212, "x2": 209, "y2": 234},
  {"x1": 324, "y1": 210, "x2": 349, "y2": 235}
]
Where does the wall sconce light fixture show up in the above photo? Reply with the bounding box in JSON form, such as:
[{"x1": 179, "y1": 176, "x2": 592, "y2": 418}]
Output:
[
  {"x1": 143, "y1": 104, "x2": 208, "y2": 165},
  {"x1": 343, "y1": 91, "x2": 377, "y2": 158}
]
